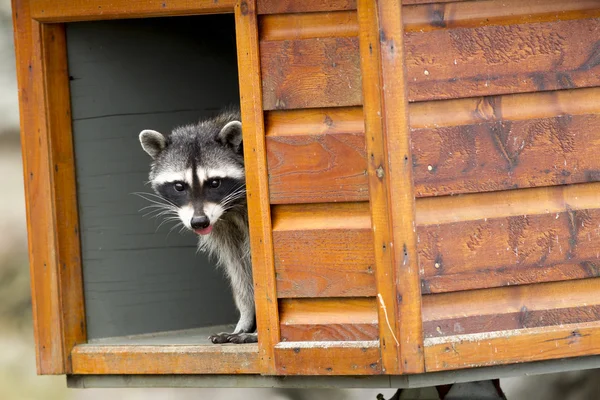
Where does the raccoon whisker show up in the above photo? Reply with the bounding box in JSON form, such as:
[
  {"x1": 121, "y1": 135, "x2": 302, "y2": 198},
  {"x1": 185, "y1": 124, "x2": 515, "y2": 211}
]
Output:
[
  {"x1": 155, "y1": 218, "x2": 180, "y2": 232},
  {"x1": 148, "y1": 211, "x2": 179, "y2": 219},
  {"x1": 219, "y1": 196, "x2": 246, "y2": 210},
  {"x1": 219, "y1": 185, "x2": 247, "y2": 204},
  {"x1": 219, "y1": 189, "x2": 247, "y2": 207},
  {"x1": 132, "y1": 192, "x2": 178, "y2": 208},
  {"x1": 141, "y1": 207, "x2": 178, "y2": 218},
  {"x1": 139, "y1": 203, "x2": 177, "y2": 211},
  {"x1": 166, "y1": 222, "x2": 185, "y2": 238}
]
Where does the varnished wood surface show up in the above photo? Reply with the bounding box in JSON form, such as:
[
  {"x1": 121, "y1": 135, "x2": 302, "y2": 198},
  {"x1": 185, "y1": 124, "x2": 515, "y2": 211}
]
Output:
[
  {"x1": 403, "y1": 0, "x2": 600, "y2": 32},
  {"x1": 266, "y1": 87, "x2": 600, "y2": 204},
  {"x1": 357, "y1": 0, "x2": 402, "y2": 374},
  {"x1": 39, "y1": 23, "x2": 87, "y2": 375},
  {"x1": 418, "y1": 182, "x2": 600, "y2": 293},
  {"x1": 260, "y1": 16, "x2": 600, "y2": 109},
  {"x1": 30, "y1": 0, "x2": 235, "y2": 22},
  {"x1": 235, "y1": 0, "x2": 279, "y2": 374},
  {"x1": 422, "y1": 278, "x2": 600, "y2": 338},
  {"x1": 374, "y1": 0, "x2": 424, "y2": 374},
  {"x1": 71, "y1": 344, "x2": 259, "y2": 374},
  {"x1": 257, "y1": 0, "x2": 356, "y2": 15},
  {"x1": 13, "y1": 0, "x2": 87, "y2": 374},
  {"x1": 424, "y1": 321, "x2": 600, "y2": 372},
  {"x1": 261, "y1": 37, "x2": 362, "y2": 110},
  {"x1": 260, "y1": 11, "x2": 358, "y2": 41},
  {"x1": 266, "y1": 107, "x2": 366, "y2": 204},
  {"x1": 274, "y1": 341, "x2": 381, "y2": 375},
  {"x1": 279, "y1": 298, "x2": 378, "y2": 341},
  {"x1": 272, "y1": 182, "x2": 600, "y2": 296},
  {"x1": 405, "y1": 17, "x2": 600, "y2": 102},
  {"x1": 272, "y1": 203, "x2": 374, "y2": 297}
]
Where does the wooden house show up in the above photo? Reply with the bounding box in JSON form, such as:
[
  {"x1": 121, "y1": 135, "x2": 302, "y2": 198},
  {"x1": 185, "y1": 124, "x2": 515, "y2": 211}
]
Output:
[{"x1": 11, "y1": 0, "x2": 600, "y2": 389}]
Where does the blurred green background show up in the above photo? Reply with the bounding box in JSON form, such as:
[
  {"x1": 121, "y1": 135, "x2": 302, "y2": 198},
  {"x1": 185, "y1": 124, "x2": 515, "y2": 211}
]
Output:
[{"x1": 0, "y1": 1, "x2": 599, "y2": 399}]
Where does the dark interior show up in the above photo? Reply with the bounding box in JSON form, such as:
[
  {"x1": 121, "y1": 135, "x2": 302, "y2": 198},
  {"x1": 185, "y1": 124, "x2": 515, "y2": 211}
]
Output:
[{"x1": 66, "y1": 15, "x2": 241, "y2": 340}]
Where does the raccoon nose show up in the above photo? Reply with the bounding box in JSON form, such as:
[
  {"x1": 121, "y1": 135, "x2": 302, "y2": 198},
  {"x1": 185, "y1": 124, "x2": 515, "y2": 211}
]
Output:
[{"x1": 190, "y1": 216, "x2": 210, "y2": 230}]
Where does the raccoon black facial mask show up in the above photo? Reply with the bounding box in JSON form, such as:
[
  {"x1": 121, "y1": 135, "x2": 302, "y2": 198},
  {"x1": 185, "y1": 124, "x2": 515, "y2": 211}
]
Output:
[{"x1": 138, "y1": 108, "x2": 257, "y2": 344}]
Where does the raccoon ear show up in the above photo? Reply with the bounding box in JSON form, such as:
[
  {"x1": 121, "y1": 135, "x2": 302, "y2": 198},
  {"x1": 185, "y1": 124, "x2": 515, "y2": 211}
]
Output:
[
  {"x1": 139, "y1": 129, "x2": 167, "y2": 159},
  {"x1": 217, "y1": 121, "x2": 243, "y2": 151}
]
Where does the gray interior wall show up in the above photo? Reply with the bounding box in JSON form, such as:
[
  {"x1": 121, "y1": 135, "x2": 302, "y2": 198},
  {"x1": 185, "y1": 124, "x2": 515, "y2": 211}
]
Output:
[{"x1": 66, "y1": 15, "x2": 240, "y2": 339}]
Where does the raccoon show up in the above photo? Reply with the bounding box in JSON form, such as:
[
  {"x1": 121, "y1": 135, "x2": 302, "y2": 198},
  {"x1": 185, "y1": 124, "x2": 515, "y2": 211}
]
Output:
[{"x1": 138, "y1": 108, "x2": 257, "y2": 344}]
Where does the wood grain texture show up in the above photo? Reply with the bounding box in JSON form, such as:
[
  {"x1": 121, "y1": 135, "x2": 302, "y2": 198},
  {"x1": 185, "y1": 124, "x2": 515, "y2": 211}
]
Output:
[
  {"x1": 403, "y1": 0, "x2": 600, "y2": 33},
  {"x1": 260, "y1": 12, "x2": 600, "y2": 111},
  {"x1": 30, "y1": 0, "x2": 235, "y2": 22},
  {"x1": 274, "y1": 341, "x2": 381, "y2": 375},
  {"x1": 266, "y1": 88, "x2": 600, "y2": 204},
  {"x1": 272, "y1": 203, "x2": 375, "y2": 298},
  {"x1": 357, "y1": 0, "x2": 401, "y2": 375},
  {"x1": 71, "y1": 344, "x2": 259, "y2": 374},
  {"x1": 424, "y1": 321, "x2": 600, "y2": 372},
  {"x1": 279, "y1": 298, "x2": 378, "y2": 341},
  {"x1": 13, "y1": 0, "x2": 86, "y2": 374},
  {"x1": 261, "y1": 37, "x2": 361, "y2": 110},
  {"x1": 267, "y1": 131, "x2": 367, "y2": 204},
  {"x1": 13, "y1": 0, "x2": 57, "y2": 374},
  {"x1": 235, "y1": 0, "x2": 279, "y2": 374},
  {"x1": 422, "y1": 278, "x2": 600, "y2": 338},
  {"x1": 40, "y1": 22, "x2": 87, "y2": 374},
  {"x1": 376, "y1": 0, "x2": 424, "y2": 374},
  {"x1": 257, "y1": 0, "x2": 356, "y2": 15},
  {"x1": 260, "y1": 11, "x2": 358, "y2": 41},
  {"x1": 412, "y1": 93, "x2": 600, "y2": 197},
  {"x1": 405, "y1": 17, "x2": 600, "y2": 102},
  {"x1": 418, "y1": 183, "x2": 600, "y2": 293},
  {"x1": 266, "y1": 107, "x2": 367, "y2": 204}
]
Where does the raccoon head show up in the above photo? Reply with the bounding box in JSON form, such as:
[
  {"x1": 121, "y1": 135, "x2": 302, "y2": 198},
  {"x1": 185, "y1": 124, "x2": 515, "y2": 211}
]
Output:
[{"x1": 139, "y1": 110, "x2": 246, "y2": 235}]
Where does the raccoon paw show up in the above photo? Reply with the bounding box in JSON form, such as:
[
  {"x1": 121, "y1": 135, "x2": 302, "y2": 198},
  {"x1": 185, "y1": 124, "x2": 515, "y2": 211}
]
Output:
[{"x1": 209, "y1": 332, "x2": 258, "y2": 344}]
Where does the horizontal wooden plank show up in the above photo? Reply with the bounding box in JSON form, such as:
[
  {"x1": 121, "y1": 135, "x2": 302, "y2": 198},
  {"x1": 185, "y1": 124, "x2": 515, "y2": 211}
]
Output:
[
  {"x1": 422, "y1": 278, "x2": 600, "y2": 338},
  {"x1": 266, "y1": 107, "x2": 367, "y2": 204},
  {"x1": 71, "y1": 344, "x2": 259, "y2": 374},
  {"x1": 261, "y1": 37, "x2": 361, "y2": 110},
  {"x1": 279, "y1": 298, "x2": 378, "y2": 341},
  {"x1": 272, "y1": 203, "x2": 375, "y2": 297},
  {"x1": 257, "y1": 1, "x2": 597, "y2": 41},
  {"x1": 266, "y1": 88, "x2": 600, "y2": 203},
  {"x1": 416, "y1": 181, "x2": 600, "y2": 226},
  {"x1": 274, "y1": 341, "x2": 381, "y2": 375},
  {"x1": 260, "y1": 11, "x2": 358, "y2": 41},
  {"x1": 30, "y1": 0, "x2": 235, "y2": 22},
  {"x1": 267, "y1": 133, "x2": 367, "y2": 204},
  {"x1": 405, "y1": 17, "x2": 600, "y2": 102},
  {"x1": 412, "y1": 87, "x2": 600, "y2": 196},
  {"x1": 403, "y1": 0, "x2": 600, "y2": 33},
  {"x1": 260, "y1": 15, "x2": 599, "y2": 109},
  {"x1": 424, "y1": 321, "x2": 600, "y2": 371},
  {"x1": 256, "y1": 0, "x2": 471, "y2": 13},
  {"x1": 273, "y1": 184, "x2": 600, "y2": 295},
  {"x1": 409, "y1": 87, "x2": 600, "y2": 130},
  {"x1": 414, "y1": 114, "x2": 600, "y2": 197},
  {"x1": 257, "y1": 0, "x2": 357, "y2": 14},
  {"x1": 419, "y1": 191, "x2": 600, "y2": 293}
]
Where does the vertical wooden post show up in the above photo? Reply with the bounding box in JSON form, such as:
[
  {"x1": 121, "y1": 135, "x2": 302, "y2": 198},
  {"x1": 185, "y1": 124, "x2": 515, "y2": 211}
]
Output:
[
  {"x1": 234, "y1": 0, "x2": 280, "y2": 374},
  {"x1": 358, "y1": 0, "x2": 424, "y2": 374},
  {"x1": 357, "y1": 0, "x2": 401, "y2": 375},
  {"x1": 12, "y1": 0, "x2": 86, "y2": 374}
]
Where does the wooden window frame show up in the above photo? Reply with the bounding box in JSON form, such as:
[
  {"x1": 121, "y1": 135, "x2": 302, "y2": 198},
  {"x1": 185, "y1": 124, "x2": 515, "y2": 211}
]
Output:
[
  {"x1": 13, "y1": 0, "x2": 270, "y2": 376},
  {"x1": 15, "y1": 0, "x2": 600, "y2": 378}
]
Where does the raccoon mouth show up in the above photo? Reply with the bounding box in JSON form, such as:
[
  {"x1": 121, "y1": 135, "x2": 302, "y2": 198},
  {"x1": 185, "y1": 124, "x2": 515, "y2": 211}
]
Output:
[{"x1": 194, "y1": 225, "x2": 213, "y2": 235}]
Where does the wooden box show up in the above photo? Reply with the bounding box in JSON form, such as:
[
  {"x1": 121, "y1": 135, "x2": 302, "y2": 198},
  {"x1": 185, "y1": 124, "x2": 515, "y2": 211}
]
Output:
[{"x1": 13, "y1": 0, "x2": 600, "y2": 387}]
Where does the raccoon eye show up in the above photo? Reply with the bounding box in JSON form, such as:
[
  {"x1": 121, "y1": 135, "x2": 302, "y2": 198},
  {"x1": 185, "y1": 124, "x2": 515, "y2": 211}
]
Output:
[
  {"x1": 174, "y1": 182, "x2": 185, "y2": 192},
  {"x1": 209, "y1": 179, "x2": 221, "y2": 189}
]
